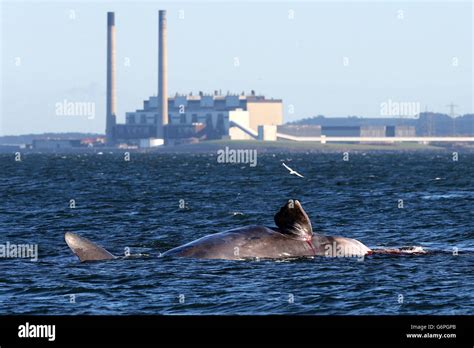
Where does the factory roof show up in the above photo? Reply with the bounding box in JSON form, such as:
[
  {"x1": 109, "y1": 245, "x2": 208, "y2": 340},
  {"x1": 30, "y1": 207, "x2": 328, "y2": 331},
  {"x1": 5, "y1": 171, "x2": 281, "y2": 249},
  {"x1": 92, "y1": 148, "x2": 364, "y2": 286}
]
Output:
[{"x1": 168, "y1": 93, "x2": 282, "y2": 102}]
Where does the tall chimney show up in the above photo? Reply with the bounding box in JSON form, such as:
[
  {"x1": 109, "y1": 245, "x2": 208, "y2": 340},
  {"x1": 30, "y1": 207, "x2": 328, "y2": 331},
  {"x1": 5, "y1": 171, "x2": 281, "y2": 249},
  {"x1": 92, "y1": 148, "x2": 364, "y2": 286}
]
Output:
[
  {"x1": 157, "y1": 10, "x2": 168, "y2": 138},
  {"x1": 106, "y1": 12, "x2": 116, "y2": 144}
]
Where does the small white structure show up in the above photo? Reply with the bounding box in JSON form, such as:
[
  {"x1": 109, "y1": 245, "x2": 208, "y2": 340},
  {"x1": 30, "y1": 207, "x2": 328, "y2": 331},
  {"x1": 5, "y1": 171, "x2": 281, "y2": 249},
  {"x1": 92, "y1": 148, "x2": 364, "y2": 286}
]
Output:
[
  {"x1": 229, "y1": 110, "x2": 253, "y2": 140},
  {"x1": 258, "y1": 125, "x2": 277, "y2": 141},
  {"x1": 139, "y1": 138, "x2": 164, "y2": 148}
]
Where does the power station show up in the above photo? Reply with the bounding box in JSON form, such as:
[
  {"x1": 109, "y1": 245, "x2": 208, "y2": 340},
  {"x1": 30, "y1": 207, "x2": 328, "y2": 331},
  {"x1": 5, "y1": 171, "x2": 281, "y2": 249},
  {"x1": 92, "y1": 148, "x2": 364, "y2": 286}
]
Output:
[
  {"x1": 103, "y1": 11, "x2": 474, "y2": 149},
  {"x1": 106, "y1": 10, "x2": 283, "y2": 147}
]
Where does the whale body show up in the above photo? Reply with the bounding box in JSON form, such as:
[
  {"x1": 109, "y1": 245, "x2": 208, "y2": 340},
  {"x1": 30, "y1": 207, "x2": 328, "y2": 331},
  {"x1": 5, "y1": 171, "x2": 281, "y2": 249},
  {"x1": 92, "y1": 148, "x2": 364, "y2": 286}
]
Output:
[
  {"x1": 65, "y1": 200, "x2": 371, "y2": 262},
  {"x1": 161, "y1": 226, "x2": 370, "y2": 259}
]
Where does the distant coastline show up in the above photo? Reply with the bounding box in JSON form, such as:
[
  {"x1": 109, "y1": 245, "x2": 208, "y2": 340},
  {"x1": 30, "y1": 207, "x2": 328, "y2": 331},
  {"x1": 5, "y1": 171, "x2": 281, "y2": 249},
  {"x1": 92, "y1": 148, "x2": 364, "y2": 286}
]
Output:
[
  {"x1": 0, "y1": 133, "x2": 102, "y2": 145},
  {"x1": 1, "y1": 134, "x2": 473, "y2": 154}
]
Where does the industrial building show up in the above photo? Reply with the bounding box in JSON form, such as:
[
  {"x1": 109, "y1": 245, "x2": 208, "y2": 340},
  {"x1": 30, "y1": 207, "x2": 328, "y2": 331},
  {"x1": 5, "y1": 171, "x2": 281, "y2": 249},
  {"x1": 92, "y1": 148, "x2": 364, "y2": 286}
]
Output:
[
  {"x1": 33, "y1": 139, "x2": 82, "y2": 150},
  {"x1": 288, "y1": 114, "x2": 474, "y2": 137},
  {"x1": 124, "y1": 92, "x2": 283, "y2": 144},
  {"x1": 105, "y1": 11, "x2": 283, "y2": 147},
  {"x1": 277, "y1": 124, "x2": 416, "y2": 138}
]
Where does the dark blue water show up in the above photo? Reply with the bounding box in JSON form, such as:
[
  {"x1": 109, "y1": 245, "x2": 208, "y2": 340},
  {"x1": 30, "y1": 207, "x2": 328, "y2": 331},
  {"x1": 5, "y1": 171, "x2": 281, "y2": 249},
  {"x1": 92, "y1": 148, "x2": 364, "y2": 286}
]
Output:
[{"x1": 1, "y1": 151, "x2": 473, "y2": 314}]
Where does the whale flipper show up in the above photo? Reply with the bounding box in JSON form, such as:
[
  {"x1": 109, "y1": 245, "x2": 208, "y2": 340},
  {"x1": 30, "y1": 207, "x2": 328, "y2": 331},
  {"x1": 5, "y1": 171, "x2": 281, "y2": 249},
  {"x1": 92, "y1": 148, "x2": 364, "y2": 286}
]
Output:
[
  {"x1": 274, "y1": 200, "x2": 313, "y2": 241},
  {"x1": 65, "y1": 232, "x2": 116, "y2": 262}
]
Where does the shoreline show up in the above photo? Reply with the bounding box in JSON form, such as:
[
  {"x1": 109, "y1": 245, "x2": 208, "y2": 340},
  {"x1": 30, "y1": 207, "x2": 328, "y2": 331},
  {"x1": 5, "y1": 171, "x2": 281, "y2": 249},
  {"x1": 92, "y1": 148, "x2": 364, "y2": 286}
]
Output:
[{"x1": 1, "y1": 140, "x2": 474, "y2": 154}]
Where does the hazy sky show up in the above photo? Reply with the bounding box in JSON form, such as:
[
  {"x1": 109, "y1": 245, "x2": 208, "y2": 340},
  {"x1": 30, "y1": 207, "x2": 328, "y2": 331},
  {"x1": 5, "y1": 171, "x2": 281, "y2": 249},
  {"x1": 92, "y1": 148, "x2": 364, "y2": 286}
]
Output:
[{"x1": 1, "y1": 0, "x2": 472, "y2": 135}]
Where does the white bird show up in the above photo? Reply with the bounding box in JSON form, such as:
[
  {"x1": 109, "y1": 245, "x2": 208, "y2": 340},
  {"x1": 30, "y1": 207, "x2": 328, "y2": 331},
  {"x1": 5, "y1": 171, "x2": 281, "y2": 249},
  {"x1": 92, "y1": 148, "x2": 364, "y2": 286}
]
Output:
[{"x1": 282, "y1": 162, "x2": 304, "y2": 178}]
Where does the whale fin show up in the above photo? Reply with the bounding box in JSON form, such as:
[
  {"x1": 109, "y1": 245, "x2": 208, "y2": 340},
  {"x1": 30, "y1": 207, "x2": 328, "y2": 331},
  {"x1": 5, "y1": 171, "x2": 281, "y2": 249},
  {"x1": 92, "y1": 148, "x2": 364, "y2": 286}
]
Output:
[
  {"x1": 65, "y1": 232, "x2": 116, "y2": 262},
  {"x1": 274, "y1": 200, "x2": 313, "y2": 240}
]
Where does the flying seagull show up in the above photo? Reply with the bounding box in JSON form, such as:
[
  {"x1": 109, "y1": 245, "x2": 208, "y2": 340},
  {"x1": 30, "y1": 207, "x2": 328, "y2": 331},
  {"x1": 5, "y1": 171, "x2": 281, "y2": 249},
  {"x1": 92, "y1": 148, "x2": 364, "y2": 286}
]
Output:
[{"x1": 282, "y1": 162, "x2": 304, "y2": 178}]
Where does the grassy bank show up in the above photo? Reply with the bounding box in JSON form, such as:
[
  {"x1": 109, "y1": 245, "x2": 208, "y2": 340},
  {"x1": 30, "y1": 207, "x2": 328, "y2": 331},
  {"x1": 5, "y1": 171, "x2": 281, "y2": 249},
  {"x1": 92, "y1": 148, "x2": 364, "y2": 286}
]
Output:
[
  {"x1": 157, "y1": 140, "x2": 447, "y2": 153},
  {"x1": 4, "y1": 139, "x2": 471, "y2": 154}
]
